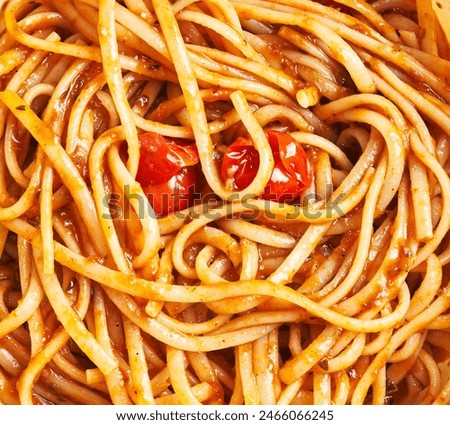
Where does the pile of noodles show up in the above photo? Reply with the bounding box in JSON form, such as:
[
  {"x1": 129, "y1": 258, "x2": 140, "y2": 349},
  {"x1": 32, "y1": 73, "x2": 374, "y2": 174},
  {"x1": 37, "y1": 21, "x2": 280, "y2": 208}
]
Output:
[{"x1": 0, "y1": 0, "x2": 449, "y2": 405}]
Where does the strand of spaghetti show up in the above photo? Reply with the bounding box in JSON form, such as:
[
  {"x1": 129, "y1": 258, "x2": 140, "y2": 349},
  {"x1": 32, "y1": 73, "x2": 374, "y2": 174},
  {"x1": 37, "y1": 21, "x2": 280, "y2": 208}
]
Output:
[
  {"x1": 434, "y1": 372, "x2": 450, "y2": 404},
  {"x1": 93, "y1": 287, "x2": 132, "y2": 404},
  {"x1": 231, "y1": 1, "x2": 376, "y2": 93},
  {"x1": 280, "y1": 325, "x2": 342, "y2": 385},
  {"x1": 123, "y1": 316, "x2": 155, "y2": 404},
  {"x1": 326, "y1": 333, "x2": 366, "y2": 373},
  {"x1": 269, "y1": 330, "x2": 282, "y2": 399},
  {"x1": 202, "y1": 0, "x2": 243, "y2": 31},
  {"x1": 328, "y1": 325, "x2": 364, "y2": 360},
  {"x1": 195, "y1": 245, "x2": 230, "y2": 284},
  {"x1": 98, "y1": 0, "x2": 139, "y2": 177},
  {"x1": 155, "y1": 383, "x2": 215, "y2": 405},
  {"x1": 177, "y1": 10, "x2": 264, "y2": 64},
  {"x1": 0, "y1": 147, "x2": 43, "y2": 220},
  {"x1": 122, "y1": 0, "x2": 156, "y2": 21},
  {"x1": 189, "y1": 226, "x2": 242, "y2": 267},
  {"x1": 0, "y1": 225, "x2": 8, "y2": 256},
  {"x1": 207, "y1": 310, "x2": 306, "y2": 334},
  {"x1": 0, "y1": 266, "x2": 43, "y2": 339},
  {"x1": 107, "y1": 144, "x2": 161, "y2": 268},
  {"x1": 406, "y1": 254, "x2": 443, "y2": 321},
  {"x1": 314, "y1": 150, "x2": 332, "y2": 201},
  {"x1": 372, "y1": 59, "x2": 442, "y2": 152},
  {"x1": 389, "y1": 333, "x2": 424, "y2": 363},
  {"x1": 65, "y1": 72, "x2": 106, "y2": 156},
  {"x1": 252, "y1": 104, "x2": 312, "y2": 131},
  {"x1": 40, "y1": 165, "x2": 54, "y2": 274},
  {"x1": 386, "y1": 336, "x2": 424, "y2": 387},
  {"x1": 400, "y1": 43, "x2": 450, "y2": 80},
  {"x1": 371, "y1": 364, "x2": 387, "y2": 405},
  {"x1": 185, "y1": 351, "x2": 224, "y2": 404},
  {"x1": 0, "y1": 370, "x2": 19, "y2": 404},
  {"x1": 313, "y1": 372, "x2": 331, "y2": 405},
  {"x1": 4, "y1": 113, "x2": 31, "y2": 189},
  {"x1": 171, "y1": 0, "x2": 199, "y2": 14},
  {"x1": 205, "y1": 238, "x2": 263, "y2": 315},
  {"x1": 186, "y1": 44, "x2": 300, "y2": 96},
  {"x1": 332, "y1": 371, "x2": 350, "y2": 404},
  {"x1": 292, "y1": 141, "x2": 380, "y2": 223},
  {"x1": 315, "y1": 93, "x2": 408, "y2": 137},
  {"x1": 299, "y1": 232, "x2": 357, "y2": 296},
  {"x1": 157, "y1": 311, "x2": 232, "y2": 335},
  {"x1": 416, "y1": 0, "x2": 438, "y2": 55},
  {"x1": 362, "y1": 328, "x2": 393, "y2": 356},
  {"x1": 276, "y1": 378, "x2": 304, "y2": 405},
  {"x1": 427, "y1": 315, "x2": 450, "y2": 330},
  {"x1": 333, "y1": 0, "x2": 401, "y2": 42},
  {"x1": 253, "y1": 334, "x2": 277, "y2": 404},
  {"x1": 31, "y1": 247, "x2": 118, "y2": 376},
  {"x1": 166, "y1": 347, "x2": 202, "y2": 404},
  {"x1": 409, "y1": 131, "x2": 450, "y2": 267},
  {"x1": 219, "y1": 219, "x2": 297, "y2": 249},
  {"x1": 408, "y1": 153, "x2": 434, "y2": 242},
  {"x1": 0, "y1": 47, "x2": 27, "y2": 77},
  {"x1": 268, "y1": 222, "x2": 331, "y2": 285},
  {"x1": 189, "y1": 234, "x2": 240, "y2": 284},
  {"x1": 267, "y1": 167, "x2": 376, "y2": 285},
  {"x1": 291, "y1": 132, "x2": 353, "y2": 171},
  {"x1": 237, "y1": 342, "x2": 259, "y2": 404},
  {"x1": 0, "y1": 90, "x2": 108, "y2": 255},
  {"x1": 239, "y1": 238, "x2": 258, "y2": 280},
  {"x1": 41, "y1": 58, "x2": 91, "y2": 138},
  {"x1": 228, "y1": 352, "x2": 244, "y2": 404},
  {"x1": 351, "y1": 268, "x2": 449, "y2": 404},
  {"x1": 148, "y1": 86, "x2": 231, "y2": 123},
  {"x1": 418, "y1": 349, "x2": 442, "y2": 404},
  {"x1": 87, "y1": 130, "x2": 140, "y2": 272}
]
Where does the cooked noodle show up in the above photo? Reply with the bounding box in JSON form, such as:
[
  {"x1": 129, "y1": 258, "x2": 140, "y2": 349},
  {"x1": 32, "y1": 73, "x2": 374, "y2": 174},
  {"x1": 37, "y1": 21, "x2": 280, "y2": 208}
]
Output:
[{"x1": 0, "y1": 0, "x2": 449, "y2": 405}]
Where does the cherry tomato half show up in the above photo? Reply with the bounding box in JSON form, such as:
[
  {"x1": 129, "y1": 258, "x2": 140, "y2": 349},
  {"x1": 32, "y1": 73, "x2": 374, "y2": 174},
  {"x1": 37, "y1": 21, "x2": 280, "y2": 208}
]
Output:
[
  {"x1": 220, "y1": 130, "x2": 312, "y2": 203},
  {"x1": 136, "y1": 132, "x2": 199, "y2": 216}
]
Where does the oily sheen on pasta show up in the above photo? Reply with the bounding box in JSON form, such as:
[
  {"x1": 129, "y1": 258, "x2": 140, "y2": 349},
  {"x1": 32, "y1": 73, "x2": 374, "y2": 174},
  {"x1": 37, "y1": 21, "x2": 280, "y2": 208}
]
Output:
[{"x1": 0, "y1": 0, "x2": 449, "y2": 405}]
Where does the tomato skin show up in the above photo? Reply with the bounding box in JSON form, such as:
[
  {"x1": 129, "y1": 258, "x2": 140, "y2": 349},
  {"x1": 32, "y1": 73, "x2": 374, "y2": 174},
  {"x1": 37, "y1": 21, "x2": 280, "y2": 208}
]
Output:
[
  {"x1": 220, "y1": 130, "x2": 312, "y2": 203},
  {"x1": 135, "y1": 132, "x2": 199, "y2": 216},
  {"x1": 136, "y1": 132, "x2": 199, "y2": 186},
  {"x1": 220, "y1": 136, "x2": 259, "y2": 190},
  {"x1": 142, "y1": 167, "x2": 197, "y2": 216}
]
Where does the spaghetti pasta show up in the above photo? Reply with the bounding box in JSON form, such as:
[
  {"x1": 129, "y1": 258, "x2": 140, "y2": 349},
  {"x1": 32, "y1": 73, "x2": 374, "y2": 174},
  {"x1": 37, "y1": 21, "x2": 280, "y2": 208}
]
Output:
[{"x1": 0, "y1": 0, "x2": 449, "y2": 405}]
